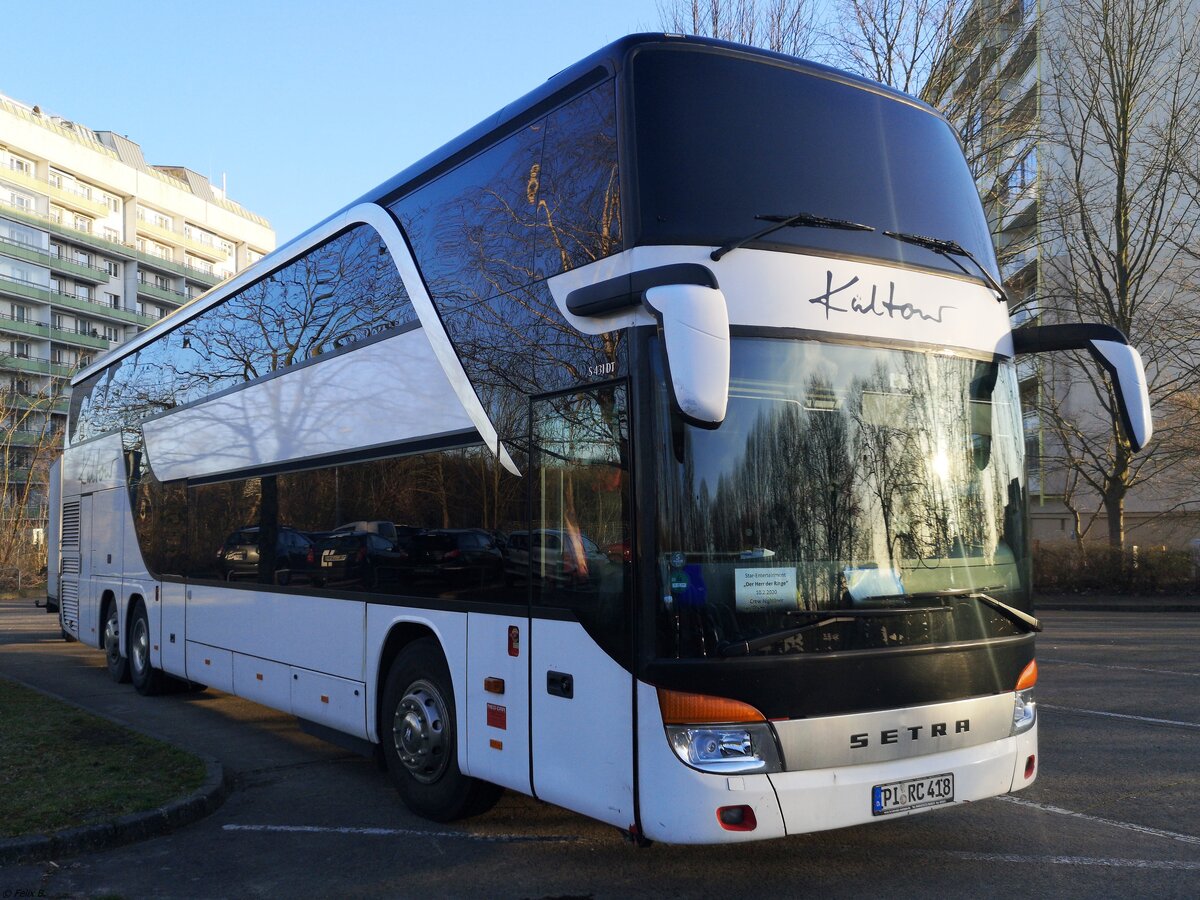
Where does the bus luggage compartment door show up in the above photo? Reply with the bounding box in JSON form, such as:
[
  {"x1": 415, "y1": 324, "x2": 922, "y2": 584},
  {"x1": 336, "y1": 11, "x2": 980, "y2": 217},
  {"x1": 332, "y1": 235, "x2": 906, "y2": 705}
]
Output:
[{"x1": 465, "y1": 613, "x2": 530, "y2": 794}]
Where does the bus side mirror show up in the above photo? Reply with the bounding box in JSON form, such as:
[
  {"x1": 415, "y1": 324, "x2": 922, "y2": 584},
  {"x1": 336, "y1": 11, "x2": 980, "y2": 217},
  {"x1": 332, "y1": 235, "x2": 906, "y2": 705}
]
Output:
[
  {"x1": 643, "y1": 284, "x2": 730, "y2": 427},
  {"x1": 1012, "y1": 323, "x2": 1152, "y2": 452}
]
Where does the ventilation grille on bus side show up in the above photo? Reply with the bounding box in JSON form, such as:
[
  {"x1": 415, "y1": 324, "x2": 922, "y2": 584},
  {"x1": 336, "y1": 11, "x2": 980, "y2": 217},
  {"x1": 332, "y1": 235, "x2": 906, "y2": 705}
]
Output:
[{"x1": 61, "y1": 501, "x2": 81, "y2": 548}]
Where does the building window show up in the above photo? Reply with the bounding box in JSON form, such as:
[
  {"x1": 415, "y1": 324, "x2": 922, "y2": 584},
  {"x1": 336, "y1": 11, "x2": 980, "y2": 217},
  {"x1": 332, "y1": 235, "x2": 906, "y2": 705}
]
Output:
[
  {"x1": 50, "y1": 278, "x2": 62, "y2": 294},
  {"x1": 104, "y1": 325, "x2": 118, "y2": 341},
  {"x1": 6, "y1": 190, "x2": 33, "y2": 211},
  {"x1": 73, "y1": 214, "x2": 92, "y2": 234},
  {"x1": 1008, "y1": 147, "x2": 1037, "y2": 197},
  {"x1": 153, "y1": 273, "x2": 170, "y2": 290},
  {"x1": 102, "y1": 193, "x2": 121, "y2": 213},
  {"x1": 6, "y1": 153, "x2": 34, "y2": 175},
  {"x1": 102, "y1": 226, "x2": 120, "y2": 243},
  {"x1": 75, "y1": 285, "x2": 93, "y2": 302},
  {"x1": 10, "y1": 304, "x2": 31, "y2": 322},
  {"x1": 106, "y1": 260, "x2": 120, "y2": 278},
  {"x1": 11, "y1": 341, "x2": 31, "y2": 359},
  {"x1": 106, "y1": 292, "x2": 120, "y2": 308},
  {"x1": 74, "y1": 249, "x2": 91, "y2": 267}
]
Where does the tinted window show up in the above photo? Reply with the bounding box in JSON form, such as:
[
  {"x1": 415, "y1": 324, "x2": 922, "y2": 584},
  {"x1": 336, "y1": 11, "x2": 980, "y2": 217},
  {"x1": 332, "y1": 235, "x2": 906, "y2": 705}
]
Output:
[
  {"x1": 631, "y1": 48, "x2": 997, "y2": 277},
  {"x1": 533, "y1": 83, "x2": 621, "y2": 278},
  {"x1": 529, "y1": 384, "x2": 632, "y2": 659},
  {"x1": 69, "y1": 224, "x2": 416, "y2": 443},
  {"x1": 137, "y1": 441, "x2": 526, "y2": 601}
]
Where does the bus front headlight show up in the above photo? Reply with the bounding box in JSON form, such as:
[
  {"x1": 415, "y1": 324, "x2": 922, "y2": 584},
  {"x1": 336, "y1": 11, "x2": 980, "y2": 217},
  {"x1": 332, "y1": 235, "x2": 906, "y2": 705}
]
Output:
[
  {"x1": 666, "y1": 724, "x2": 783, "y2": 774},
  {"x1": 1011, "y1": 688, "x2": 1036, "y2": 735}
]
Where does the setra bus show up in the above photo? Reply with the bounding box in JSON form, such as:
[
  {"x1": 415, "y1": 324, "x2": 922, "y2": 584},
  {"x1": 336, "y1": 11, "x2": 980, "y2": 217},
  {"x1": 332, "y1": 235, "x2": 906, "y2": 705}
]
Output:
[{"x1": 52, "y1": 35, "x2": 1151, "y2": 844}]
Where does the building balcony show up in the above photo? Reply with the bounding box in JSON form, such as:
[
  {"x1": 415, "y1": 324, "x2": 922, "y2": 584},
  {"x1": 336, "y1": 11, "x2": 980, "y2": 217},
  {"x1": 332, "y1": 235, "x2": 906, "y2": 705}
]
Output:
[
  {"x1": 1, "y1": 164, "x2": 110, "y2": 218},
  {"x1": 47, "y1": 253, "x2": 110, "y2": 284},
  {"x1": 180, "y1": 233, "x2": 228, "y2": 263},
  {"x1": 0, "y1": 273, "x2": 51, "y2": 303},
  {"x1": 50, "y1": 327, "x2": 112, "y2": 351},
  {"x1": 0, "y1": 354, "x2": 78, "y2": 379},
  {"x1": 49, "y1": 290, "x2": 157, "y2": 327},
  {"x1": 0, "y1": 234, "x2": 51, "y2": 269},
  {"x1": 136, "y1": 278, "x2": 186, "y2": 306},
  {"x1": 3, "y1": 200, "x2": 223, "y2": 288},
  {"x1": 6, "y1": 429, "x2": 60, "y2": 447},
  {"x1": 47, "y1": 183, "x2": 109, "y2": 218},
  {"x1": 0, "y1": 164, "x2": 47, "y2": 198},
  {"x1": 5, "y1": 393, "x2": 69, "y2": 415},
  {"x1": 136, "y1": 216, "x2": 230, "y2": 263},
  {"x1": 1001, "y1": 245, "x2": 1038, "y2": 283},
  {"x1": 0, "y1": 314, "x2": 50, "y2": 340}
]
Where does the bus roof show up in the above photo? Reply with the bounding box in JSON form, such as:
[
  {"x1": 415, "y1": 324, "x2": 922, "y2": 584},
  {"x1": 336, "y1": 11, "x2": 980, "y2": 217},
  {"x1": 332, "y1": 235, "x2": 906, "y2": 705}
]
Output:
[{"x1": 73, "y1": 34, "x2": 951, "y2": 386}]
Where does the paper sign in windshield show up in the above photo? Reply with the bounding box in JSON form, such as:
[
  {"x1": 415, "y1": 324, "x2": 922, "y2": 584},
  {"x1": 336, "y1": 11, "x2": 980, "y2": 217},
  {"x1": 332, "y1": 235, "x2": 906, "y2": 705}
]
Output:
[{"x1": 735, "y1": 567, "x2": 797, "y2": 612}]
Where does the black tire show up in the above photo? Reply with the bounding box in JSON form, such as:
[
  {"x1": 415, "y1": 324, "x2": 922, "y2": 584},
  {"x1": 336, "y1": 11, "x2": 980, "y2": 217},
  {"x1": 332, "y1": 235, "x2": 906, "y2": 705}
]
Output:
[
  {"x1": 128, "y1": 599, "x2": 165, "y2": 697},
  {"x1": 380, "y1": 638, "x2": 501, "y2": 822},
  {"x1": 103, "y1": 599, "x2": 130, "y2": 683}
]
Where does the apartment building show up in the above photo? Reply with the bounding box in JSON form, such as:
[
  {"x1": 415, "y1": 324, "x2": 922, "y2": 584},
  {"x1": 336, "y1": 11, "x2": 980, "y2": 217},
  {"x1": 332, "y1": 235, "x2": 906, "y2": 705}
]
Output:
[
  {"x1": 926, "y1": 0, "x2": 1200, "y2": 547},
  {"x1": 0, "y1": 91, "x2": 274, "y2": 527}
]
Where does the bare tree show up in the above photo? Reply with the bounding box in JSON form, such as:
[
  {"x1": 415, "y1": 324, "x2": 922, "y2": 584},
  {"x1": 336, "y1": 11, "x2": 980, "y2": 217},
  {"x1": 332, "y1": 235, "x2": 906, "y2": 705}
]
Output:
[
  {"x1": 0, "y1": 377, "x2": 62, "y2": 580},
  {"x1": 657, "y1": 0, "x2": 822, "y2": 57},
  {"x1": 1037, "y1": 0, "x2": 1200, "y2": 547},
  {"x1": 829, "y1": 0, "x2": 967, "y2": 94}
]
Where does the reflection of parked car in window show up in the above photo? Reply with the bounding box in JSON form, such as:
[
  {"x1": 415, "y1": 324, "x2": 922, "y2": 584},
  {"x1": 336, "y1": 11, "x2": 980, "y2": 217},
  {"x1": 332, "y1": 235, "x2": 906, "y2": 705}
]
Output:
[
  {"x1": 408, "y1": 529, "x2": 504, "y2": 586},
  {"x1": 334, "y1": 520, "x2": 402, "y2": 545},
  {"x1": 310, "y1": 531, "x2": 405, "y2": 588},
  {"x1": 505, "y1": 529, "x2": 610, "y2": 586},
  {"x1": 217, "y1": 527, "x2": 314, "y2": 584}
]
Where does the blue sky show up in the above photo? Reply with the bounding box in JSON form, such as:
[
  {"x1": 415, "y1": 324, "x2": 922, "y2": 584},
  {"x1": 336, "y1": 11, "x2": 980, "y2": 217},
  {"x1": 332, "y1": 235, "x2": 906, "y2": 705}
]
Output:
[{"x1": 0, "y1": 0, "x2": 684, "y2": 246}]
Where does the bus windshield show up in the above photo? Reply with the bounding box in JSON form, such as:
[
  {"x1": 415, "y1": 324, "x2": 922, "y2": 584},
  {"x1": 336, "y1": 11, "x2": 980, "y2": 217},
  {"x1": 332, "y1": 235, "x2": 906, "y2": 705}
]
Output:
[{"x1": 651, "y1": 335, "x2": 1030, "y2": 659}]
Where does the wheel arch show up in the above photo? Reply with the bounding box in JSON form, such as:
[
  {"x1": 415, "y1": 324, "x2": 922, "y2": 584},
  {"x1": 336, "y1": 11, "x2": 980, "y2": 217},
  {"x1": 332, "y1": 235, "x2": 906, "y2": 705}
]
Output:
[
  {"x1": 373, "y1": 621, "x2": 441, "y2": 742},
  {"x1": 124, "y1": 592, "x2": 148, "y2": 659},
  {"x1": 98, "y1": 589, "x2": 118, "y2": 651}
]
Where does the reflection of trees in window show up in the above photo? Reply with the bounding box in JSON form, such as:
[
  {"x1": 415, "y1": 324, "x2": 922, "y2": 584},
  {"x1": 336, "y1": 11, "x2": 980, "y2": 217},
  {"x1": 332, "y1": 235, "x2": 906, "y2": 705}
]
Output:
[
  {"x1": 68, "y1": 225, "x2": 415, "y2": 444},
  {"x1": 176, "y1": 226, "x2": 411, "y2": 393},
  {"x1": 394, "y1": 81, "x2": 624, "y2": 424}
]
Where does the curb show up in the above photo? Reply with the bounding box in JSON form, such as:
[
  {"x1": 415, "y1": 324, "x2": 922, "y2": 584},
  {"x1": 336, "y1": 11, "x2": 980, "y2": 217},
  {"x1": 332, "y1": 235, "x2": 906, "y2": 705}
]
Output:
[{"x1": 0, "y1": 680, "x2": 230, "y2": 867}]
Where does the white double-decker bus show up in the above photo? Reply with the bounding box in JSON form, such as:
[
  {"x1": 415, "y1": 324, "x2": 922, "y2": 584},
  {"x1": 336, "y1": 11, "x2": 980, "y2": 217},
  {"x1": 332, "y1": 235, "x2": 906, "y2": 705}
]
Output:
[{"x1": 51, "y1": 35, "x2": 1151, "y2": 844}]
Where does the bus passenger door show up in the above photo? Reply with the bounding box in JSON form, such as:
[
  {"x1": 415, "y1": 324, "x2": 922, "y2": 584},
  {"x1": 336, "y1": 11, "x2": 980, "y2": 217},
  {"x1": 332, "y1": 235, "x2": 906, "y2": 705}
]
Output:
[{"x1": 529, "y1": 386, "x2": 635, "y2": 829}]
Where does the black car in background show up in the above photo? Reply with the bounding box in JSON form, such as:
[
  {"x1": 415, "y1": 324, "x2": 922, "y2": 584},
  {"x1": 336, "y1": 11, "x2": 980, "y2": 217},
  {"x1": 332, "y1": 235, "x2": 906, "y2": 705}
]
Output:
[
  {"x1": 217, "y1": 527, "x2": 314, "y2": 584},
  {"x1": 310, "y1": 531, "x2": 407, "y2": 588},
  {"x1": 408, "y1": 529, "x2": 505, "y2": 589}
]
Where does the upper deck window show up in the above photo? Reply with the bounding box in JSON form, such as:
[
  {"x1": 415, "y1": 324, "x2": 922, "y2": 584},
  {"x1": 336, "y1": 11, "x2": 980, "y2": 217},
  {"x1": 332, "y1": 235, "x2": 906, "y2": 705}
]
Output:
[{"x1": 629, "y1": 48, "x2": 997, "y2": 279}]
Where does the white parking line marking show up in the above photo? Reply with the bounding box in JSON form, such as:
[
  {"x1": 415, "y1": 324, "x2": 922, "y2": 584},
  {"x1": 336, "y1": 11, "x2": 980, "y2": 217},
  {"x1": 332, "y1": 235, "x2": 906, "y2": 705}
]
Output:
[
  {"x1": 944, "y1": 851, "x2": 1200, "y2": 869},
  {"x1": 222, "y1": 824, "x2": 577, "y2": 843},
  {"x1": 1041, "y1": 657, "x2": 1200, "y2": 678},
  {"x1": 998, "y1": 796, "x2": 1200, "y2": 845},
  {"x1": 1041, "y1": 703, "x2": 1200, "y2": 731}
]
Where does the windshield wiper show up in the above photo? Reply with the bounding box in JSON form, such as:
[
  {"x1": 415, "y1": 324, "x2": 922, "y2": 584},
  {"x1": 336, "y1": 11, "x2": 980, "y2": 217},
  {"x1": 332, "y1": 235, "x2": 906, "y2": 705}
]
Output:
[
  {"x1": 882, "y1": 230, "x2": 1009, "y2": 304},
  {"x1": 719, "y1": 615, "x2": 857, "y2": 657},
  {"x1": 711, "y1": 213, "x2": 875, "y2": 262},
  {"x1": 853, "y1": 586, "x2": 1042, "y2": 633}
]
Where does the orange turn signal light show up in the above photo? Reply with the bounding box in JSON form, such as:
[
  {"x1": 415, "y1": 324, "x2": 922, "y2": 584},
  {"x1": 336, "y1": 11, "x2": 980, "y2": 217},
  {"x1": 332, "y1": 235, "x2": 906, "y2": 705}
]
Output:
[
  {"x1": 1016, "y1": 659, "x2": 1038, "y2": 691},
  {"x1": 657, "y1": 687, "x2": 766, "y2": 724}
]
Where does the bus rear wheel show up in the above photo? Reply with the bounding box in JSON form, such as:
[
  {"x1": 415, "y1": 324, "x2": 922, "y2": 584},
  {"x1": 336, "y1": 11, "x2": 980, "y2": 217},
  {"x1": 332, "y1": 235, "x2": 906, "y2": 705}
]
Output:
[
  {"x1": 129, "y1": 599, "x2": 164, "y2": 697},
  {"x1": 381, "y1": 638, "x2": 500, "y2": 822},
  {"x1": 103, "y1": 600, "x2": 130, "y2": 683}
]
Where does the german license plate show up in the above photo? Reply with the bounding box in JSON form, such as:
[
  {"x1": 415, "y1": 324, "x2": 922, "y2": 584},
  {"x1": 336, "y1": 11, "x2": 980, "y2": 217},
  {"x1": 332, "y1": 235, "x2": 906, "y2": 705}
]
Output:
[{"x1": 872, "y1": 773, "x2": 954, "y2": 816}]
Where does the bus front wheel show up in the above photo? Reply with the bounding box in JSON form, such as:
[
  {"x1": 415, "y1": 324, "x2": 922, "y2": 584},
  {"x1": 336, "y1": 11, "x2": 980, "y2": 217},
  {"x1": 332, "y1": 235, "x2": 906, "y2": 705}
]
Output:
[
  {"x1": 381, "y1": 638, "x2": 500, "y2": 822},
  {"x1": 128, "y1": 599, "x2": 164, "y2": 697}
]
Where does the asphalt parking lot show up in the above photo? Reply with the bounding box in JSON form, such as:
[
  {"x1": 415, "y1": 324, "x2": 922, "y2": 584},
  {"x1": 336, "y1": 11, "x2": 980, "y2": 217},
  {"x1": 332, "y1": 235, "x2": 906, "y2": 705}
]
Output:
[{"x1": 2, "y1": 599, "x2": 1198, "y2": 899}]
